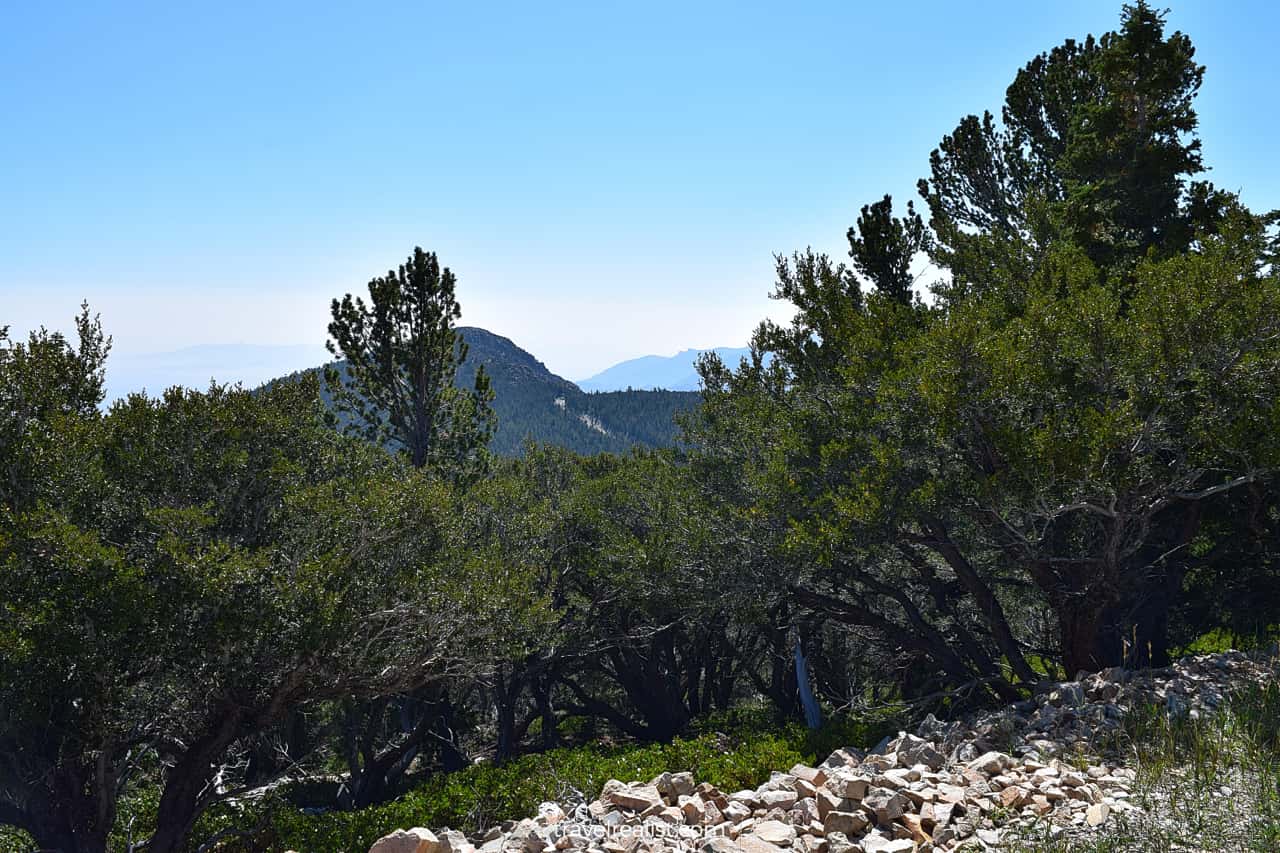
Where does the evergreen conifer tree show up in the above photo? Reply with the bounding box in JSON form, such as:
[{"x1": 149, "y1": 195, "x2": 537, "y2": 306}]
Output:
[{"x1": 326, "y1": 247, "x2": 495, "y2": 480}]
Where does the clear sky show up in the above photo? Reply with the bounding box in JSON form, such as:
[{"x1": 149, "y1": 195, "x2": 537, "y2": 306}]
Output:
[{"x1": 3, "y1": 1, "x2": 1278, "y2": 382}]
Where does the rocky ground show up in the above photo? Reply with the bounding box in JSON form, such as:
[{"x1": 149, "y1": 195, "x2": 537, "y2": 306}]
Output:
[{"x1": 363, "y1": 652, "x2": 1279, "y2": 853}]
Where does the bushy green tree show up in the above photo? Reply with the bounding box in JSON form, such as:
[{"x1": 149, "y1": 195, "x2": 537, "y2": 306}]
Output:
[
  {"x1": 907, "y1": 218, "x2": 1280, "y2": 673},
  {"x1": 451, "y1": 447, "x2": 775, "y2": 751},
  {"x1": 0, "y1": 304, "x2": 110, "y2": 512},
  {"x1": 847, "y1": 195, "x2": 930, "y2": 305},
  {"x1": 697, "y1": 270, "x2": 1038, "y2": 702},
  {"x1": 0, "y1": 313, "x2": 514, "y2": 852},
  {"x1": 697, "y1": 1, "x2": 1280, "y2": 693},
  {"x1": 920, "y1": 1, "x2": 1228, "y2": 296}
]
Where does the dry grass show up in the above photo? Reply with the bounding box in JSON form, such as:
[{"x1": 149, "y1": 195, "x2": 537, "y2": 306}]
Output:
[{"x1": 1008, "y1": 681, "x2": 1280, "y2": 852}]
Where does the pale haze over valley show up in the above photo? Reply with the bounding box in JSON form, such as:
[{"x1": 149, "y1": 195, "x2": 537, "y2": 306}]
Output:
[{"x1": 100, "y1": 341, "x2": 748, "y2": 402}]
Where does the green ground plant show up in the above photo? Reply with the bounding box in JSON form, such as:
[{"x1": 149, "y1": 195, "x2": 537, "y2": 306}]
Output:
[{"x1": 258, "y1": 708, "x2": 901, "y2": 853}]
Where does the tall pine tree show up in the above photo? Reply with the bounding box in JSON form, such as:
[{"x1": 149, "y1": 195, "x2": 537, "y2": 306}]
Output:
[{"x1": 326, "y1": 247, "x2": 495, "y2": 480}]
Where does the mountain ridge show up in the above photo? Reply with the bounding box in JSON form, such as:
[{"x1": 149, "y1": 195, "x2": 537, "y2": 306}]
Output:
[
  {"x1": 312, "y1": 327, "x2": 702, "y2": 457},
  {"x1": 577, "y1": 345, "x2": 750, "y2": 392},
  {"x1": 451, "y1": 327, "x2": 700, "y2": 455},
  {"x1": 101, "y1": 330, "x2": 705, "y2": 457}
]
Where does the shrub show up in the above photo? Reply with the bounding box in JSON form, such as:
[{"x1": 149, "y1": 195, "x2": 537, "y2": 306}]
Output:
[{"x1": 263, "y1": 712, "x2": 900, "y2": 853}]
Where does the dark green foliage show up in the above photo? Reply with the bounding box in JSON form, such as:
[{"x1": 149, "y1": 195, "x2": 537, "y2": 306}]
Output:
[
  {"x1": 1, "y1": 311, "x2": 528, "y2": 852},
  {"x1": 847, "y1": 195, "x2": 930, "y2": 304},
  {"x1": 698, "y1": 1, "x2": 1280, "y2": 697},
  {"x1": 920, "y1": 1, "x2": 1227, "y2": 294},
  {"x1": 1057, "y1": 2, "x2": 1210, "y2": 267},
  {"x1": 700, "y1": 203, "x2": 1280, "y2": 699},
  {"x1": 575, "y1": 390, "x2": 701, "y2": 450},
  {"x1": 327, "y1": 247, "x2": 495, "y2": 478},
  {"x1": 5, "y1": 6, "x2": 1280, "y2": 852},
  {"x1": 1173, "y1": 487, "x2": 1280, "y2": 652},
  {"x1": 0, "y1": 304, "x2": 111, "y2": 512}
]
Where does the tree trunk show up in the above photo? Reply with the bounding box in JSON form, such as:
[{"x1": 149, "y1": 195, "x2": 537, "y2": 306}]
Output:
[
  {"x1": 494, "y1": 669, "x2": 521, "y2": 763},
  {"x1": 607, "y1": 640, "x2": 691, "y2": 741},
  {"x1": 8, "y1": 763, "x2": 115, "y2": 853},
  {"x1": 149, "y1": 726, "x2": 242, "y2": 853},
  {"x1": 427, "y1": 694, "x2": 469, "y2": 772},
  {"x1": 794, "y1": 638, "x2": 821, "y2": 730},
  {"x1": 1104, "y1": 588, "x2": 1173, "y2": 669},
  {"x1": 1061, "y1": 578, "x2": 1174, "y2": 676},
  {"x1": 535, "y1": 677, "x2": 558, "y2": 750},
  {"x1": 15, "y1": 801, "x2": 105, "y2": 853},
  {"x1": 24, "y1": 823, "x2": 87, "y2": 853},
  {"x1": 923, "y1": 519, "x2": 1039, "y2": 685},
  {"x1": 1059, "y1": 599, "x2": 1116, "y2": 677},
  {"x1": 1128, "y1": 594, "x2": 1171, "y2": 668},
  {"x1": 767, "y1": 643, "x2": 800, "y2": 720}
]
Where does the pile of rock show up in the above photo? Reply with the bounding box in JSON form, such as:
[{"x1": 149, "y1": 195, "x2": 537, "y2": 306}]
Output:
[
  {"x1": 916, "y1": 650, "x2": 1274, "y2": 766},
  {"x1": 367, "y1": 652, "x2": 1277, "y2": 853},
  {"x1": 370, "y1": 745, "x2": 1132, "y2": 853}
]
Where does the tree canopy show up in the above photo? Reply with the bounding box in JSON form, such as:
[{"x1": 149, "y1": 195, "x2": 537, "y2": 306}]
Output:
[{"x1": 3, "y1": 5, "x2": 1280, "y2": 851}]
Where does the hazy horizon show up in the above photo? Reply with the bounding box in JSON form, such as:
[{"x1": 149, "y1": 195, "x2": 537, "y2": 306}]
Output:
[
  {"x1": 5, "y1": 1, "x2": 1279, "y2": 380},
  {"x1": 95, "y1": 332, "x2": 743, "y2": 402}
]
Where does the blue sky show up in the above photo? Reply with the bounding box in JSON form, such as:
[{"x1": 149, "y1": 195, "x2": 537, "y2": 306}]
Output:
[{"x1": 3, "y1": 1, "x2": 1278, "y2": 382}]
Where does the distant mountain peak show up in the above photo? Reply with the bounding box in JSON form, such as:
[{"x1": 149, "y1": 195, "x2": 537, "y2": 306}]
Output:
[{"x1": 577, "y1": 346, "x2": 749, "y2": 392}]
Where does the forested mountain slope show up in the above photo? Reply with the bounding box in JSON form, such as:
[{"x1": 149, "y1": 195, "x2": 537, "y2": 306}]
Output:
[{"x1": 297, "y1": 327, "x2": 702, "y2": 456}]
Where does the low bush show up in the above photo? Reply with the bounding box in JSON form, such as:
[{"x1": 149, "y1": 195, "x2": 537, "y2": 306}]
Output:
[{"x1": 263, "y1": 711, "x2": 900, "y2": 853}]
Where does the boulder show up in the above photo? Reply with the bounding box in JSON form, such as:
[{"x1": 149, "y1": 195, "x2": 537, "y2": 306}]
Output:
[
  {"x1": 898, "y1": 812, "x2": 930, "y2": 845},
  {"x1": 927, "y1": 800, "x2": 956, "y2": 832},
  {"x1": 437, "y1": 830, "x2": 471, "y2": 853},
  {"x1": 856, "y1": 834, "x2": 913, "y2": 853},
  {"x1": 889, "y1": 733, "x2": 945, "y2": 771},
  {"x1": 749, "y1": 820, "x2": 797, "y2": 847},
  {"x1": 679, "y1": 794, "x2": 707, "y2": 824},
  {"x1": 735, "y1": 835, "x2": 786, "y2": 853},
  {"x1": 789, "y1": 764, "x2": 823, "y2": 785},
  {"x1": 833, "y1": 776, "x2": 869, "y2": 801},
  {"x1": 965, "y1": 751, "x2": 1010, "y2": 775},
  {"x1": 824, "y1": 832, "x2": 858, "y2": 853},
  {"x1": 860, "y1": 788, "x2": 908, "y2": 825},
  {"x1": 761, "y1": 789, "x2": 799, "y2": 809},
  {"x1": 501, "y1": 820, "x2": 543, "y2": 853},
  {"x1": 605, "y1": 784, "x2": 663, "y2": 812},
  {"x1": 823, "y1": 810, "x2": 868, "y2": 837},
  {"x1": 369, "y1": 828, "x2": 442, "y2": 853},
  {"x1": 815, "y1": 788, "x2": 843, "y2": 820},
  {"x1": 655, "y1": 771, "x2": 697, "y2": 801},
  {"x1": 820, "y1": 749, "x2": 863, "y2": 770},
  {"x1": 999, "y1": 786, "x2": 1027, "y2": 808}
]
